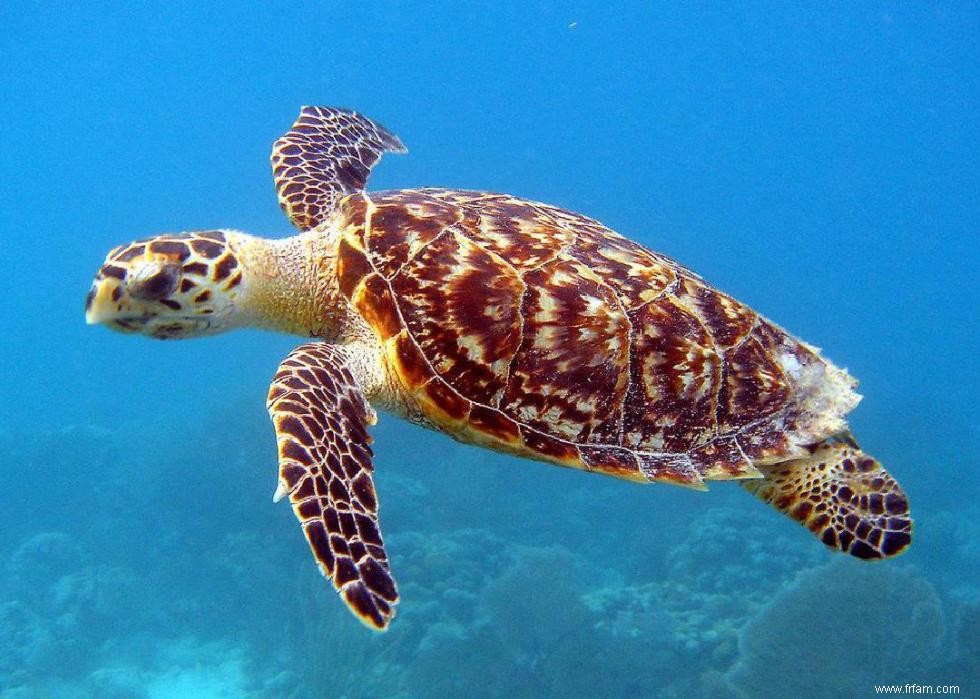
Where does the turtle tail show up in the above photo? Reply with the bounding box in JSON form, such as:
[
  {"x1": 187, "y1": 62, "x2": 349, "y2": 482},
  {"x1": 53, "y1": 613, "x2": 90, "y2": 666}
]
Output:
[{"x1": 740, "y1": 435, "x2": 912, "y2": 559}]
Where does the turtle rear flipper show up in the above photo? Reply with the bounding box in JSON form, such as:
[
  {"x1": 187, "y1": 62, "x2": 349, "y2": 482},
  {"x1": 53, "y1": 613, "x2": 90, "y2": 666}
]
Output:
[{"x1": 742, "y1": 439, "x2": 912, "y2": 559}]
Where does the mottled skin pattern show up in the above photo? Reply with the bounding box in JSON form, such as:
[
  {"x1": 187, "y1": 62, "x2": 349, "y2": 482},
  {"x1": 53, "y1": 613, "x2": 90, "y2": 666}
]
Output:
[
  {"x1": 268, "y1": 342, "x2": 398, "y2": 628},
  {"x1": 85, "y1": 230, "x2": 243, "y2": 338},
  {"x1": 743, "y1": 438, "x2": 913, "y2": 557},
  {"x1": 86, "y1": 107, "x2": 912, "y2": 631},
  {"x1": 271, "y1": 106, "x2": 406, "y2": 231}
]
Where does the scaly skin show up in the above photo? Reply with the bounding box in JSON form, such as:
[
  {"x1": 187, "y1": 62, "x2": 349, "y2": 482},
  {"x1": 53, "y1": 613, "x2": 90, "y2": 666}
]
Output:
[
  {"x1": 84, "y1": 187, "x2": 911, "y2": 562},
  {"x1": 85, "y1": 225, "x2": 393, "y2": 402},
  {"x1": 85, "y1": 106, "x2": 912, "y2": 632},
  {"x1": 85, "y1": 228, "x2": 341, "y2": 338}
]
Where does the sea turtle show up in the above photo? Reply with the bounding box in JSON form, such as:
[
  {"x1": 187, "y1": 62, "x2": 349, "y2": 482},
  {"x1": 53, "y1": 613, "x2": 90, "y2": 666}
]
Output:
[{"x1": 85, "y1": 106, "x2": 912, "y2": 630}]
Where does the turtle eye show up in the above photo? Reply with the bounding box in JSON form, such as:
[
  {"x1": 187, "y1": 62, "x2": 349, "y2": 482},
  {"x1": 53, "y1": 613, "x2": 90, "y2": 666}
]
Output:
[{"x1": 130, "y1": 262, "x2": 180, "y2": 301}]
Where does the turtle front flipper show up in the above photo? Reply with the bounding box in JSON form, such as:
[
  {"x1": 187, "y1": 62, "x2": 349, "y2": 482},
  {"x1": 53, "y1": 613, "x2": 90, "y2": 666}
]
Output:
[
  {"x1": 271, "y1": 106, "x2": 407, "y2": 230},
  {"x1": 267, "y1": 342, "x2": 398, "y2": 630},
  {"x1": 741, "y1": 439, "x2": 912, "y2": 560}
]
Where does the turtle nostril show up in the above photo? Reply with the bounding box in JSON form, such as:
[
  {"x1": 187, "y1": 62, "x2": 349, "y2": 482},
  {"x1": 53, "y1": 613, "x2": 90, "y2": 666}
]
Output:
[{"x1": 84, "y1": 286, "x2": 96, "y2": 312}]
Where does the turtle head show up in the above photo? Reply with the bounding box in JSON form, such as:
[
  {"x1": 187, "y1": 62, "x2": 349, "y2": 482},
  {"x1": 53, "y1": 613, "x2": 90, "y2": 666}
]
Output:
[{"x1": 85, "y1": 230, "x2": 246, "y2": 339}]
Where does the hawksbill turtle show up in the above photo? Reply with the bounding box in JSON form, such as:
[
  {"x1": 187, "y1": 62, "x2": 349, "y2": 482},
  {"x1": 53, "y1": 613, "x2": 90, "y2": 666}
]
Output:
[{"x1": 85, "y1": 106, "x2": 912, "y2": 630}]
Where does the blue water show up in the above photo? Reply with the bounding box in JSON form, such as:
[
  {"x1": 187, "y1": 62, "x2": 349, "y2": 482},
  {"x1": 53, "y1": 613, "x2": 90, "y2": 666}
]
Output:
[{"x1": 2, "y1": 3, "x2": 978, "y2": 697}]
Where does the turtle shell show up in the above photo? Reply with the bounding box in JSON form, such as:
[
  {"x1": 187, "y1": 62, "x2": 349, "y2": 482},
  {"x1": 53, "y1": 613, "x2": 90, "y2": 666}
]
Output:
[{"x1": 335, "y1": 189, "x2": 858, "y2": 487}]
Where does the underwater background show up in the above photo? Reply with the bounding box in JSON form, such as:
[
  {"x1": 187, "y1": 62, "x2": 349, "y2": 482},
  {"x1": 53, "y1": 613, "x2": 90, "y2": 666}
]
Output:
[{"x1": 2, "y1": 3, "x2": 978, "y2": 697}]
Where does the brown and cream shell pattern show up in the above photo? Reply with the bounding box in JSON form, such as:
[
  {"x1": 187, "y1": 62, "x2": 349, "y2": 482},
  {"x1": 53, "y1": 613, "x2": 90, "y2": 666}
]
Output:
[{"x1": 335, "y1": 188, "x2": 856, "y2": 489}]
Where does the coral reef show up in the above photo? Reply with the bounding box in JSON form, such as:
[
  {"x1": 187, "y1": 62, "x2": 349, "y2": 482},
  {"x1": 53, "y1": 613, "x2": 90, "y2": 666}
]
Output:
[
  {"x1": 934, "y1": 597, "x2": 980, "y2": 686},
  {"x1": 581, "y1": 502, "x2": 822, "y2": 674},
  {"x1": 1, "y1": 412, "x2": 975, "y2": 697},
  {"x1": 726, "y1": 561, "x2": 945, "y2": 698}
]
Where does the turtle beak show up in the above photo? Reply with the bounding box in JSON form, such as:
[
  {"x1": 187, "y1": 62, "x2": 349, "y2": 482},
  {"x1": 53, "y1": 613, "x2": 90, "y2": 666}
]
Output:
[{"x1": 85, "y1": 279, "x2": 121, "y2": 325}]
